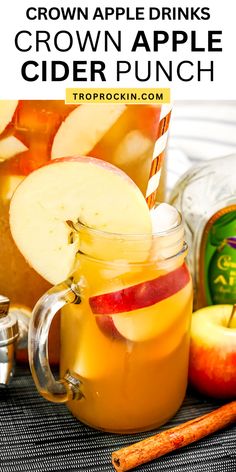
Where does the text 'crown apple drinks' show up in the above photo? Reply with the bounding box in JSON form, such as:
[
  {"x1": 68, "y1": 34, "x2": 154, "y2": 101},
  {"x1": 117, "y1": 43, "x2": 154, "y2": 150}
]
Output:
[
  {"x1": 10, "y1": 157, "x2": 192, "y2": 433},
  {"x1": 0, "y1": 100, "x2": 166, "y2": 363}
]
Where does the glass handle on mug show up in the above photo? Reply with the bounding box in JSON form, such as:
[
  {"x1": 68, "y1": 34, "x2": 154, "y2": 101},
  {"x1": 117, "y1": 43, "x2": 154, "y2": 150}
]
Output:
[{"x1": 28, "y1": 280, "x2": 83, "y2": 403}]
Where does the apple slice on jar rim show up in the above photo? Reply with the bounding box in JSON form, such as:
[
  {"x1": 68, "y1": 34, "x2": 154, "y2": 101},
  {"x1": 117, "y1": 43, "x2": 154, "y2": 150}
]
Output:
[{"x1": 9, "y1": 156, "x2": 152, "y2": 285}]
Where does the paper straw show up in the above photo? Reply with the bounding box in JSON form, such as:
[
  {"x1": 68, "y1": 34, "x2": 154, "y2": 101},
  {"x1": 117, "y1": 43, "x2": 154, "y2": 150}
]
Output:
[{"x1": 146, "y1": 103, "x2": 172, "y2": 209}]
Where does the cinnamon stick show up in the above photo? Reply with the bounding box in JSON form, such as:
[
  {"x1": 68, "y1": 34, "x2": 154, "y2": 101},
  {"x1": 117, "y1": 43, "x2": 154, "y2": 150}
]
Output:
[{"x1": 112, "y1": 401, "x2": 236, "y2": 472}]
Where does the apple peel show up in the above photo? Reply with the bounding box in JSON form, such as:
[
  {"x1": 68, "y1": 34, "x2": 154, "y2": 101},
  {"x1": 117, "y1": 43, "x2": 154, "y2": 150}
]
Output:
[
  {"x1": 89, "y1": 264, "x2": 190, "y2": 314},
  {"x1": 90, "y1": 264, "x2": 191, "y2": 342}
]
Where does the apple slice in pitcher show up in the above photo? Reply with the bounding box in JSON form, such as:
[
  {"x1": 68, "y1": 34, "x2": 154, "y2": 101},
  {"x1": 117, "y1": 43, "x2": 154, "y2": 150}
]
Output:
[
  {"x1": 0, "y1": 100, "x2": 18, "y2": 135},
  {"x1": 0, "y1": 136, "x2": 28, "y2": 161},
  {"x1": 10, "y1": 156, "x2": 152, "y2": 285},
  {"x1": 51, "y1": 103, "x2": 126, "y2": 159}
]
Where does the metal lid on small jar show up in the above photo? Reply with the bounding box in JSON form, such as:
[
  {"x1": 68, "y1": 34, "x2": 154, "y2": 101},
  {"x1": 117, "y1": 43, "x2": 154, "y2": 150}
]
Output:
[
  {"x1": 0, "y1": 295, "x2": 10, "y2": 318},
  {"x1": 0, "y1": 295, "x2": 19, "y2": 385},
  {"x1": 0, "y1": 295, "x2": 19, "y2": 347}
]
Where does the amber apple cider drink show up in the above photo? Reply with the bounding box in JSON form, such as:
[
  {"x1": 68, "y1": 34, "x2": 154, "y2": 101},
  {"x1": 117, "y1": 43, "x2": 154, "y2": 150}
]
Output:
[
  {"x1": 60, "y1": 221, "x2": 192, "y2": 433},
  {"x1": 10, "y1": 156, "x2": 192, "y2": 433}
]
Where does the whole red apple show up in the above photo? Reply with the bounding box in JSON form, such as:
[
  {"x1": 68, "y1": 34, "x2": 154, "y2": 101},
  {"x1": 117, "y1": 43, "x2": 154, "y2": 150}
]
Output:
[{"x1": 188, "y1": 305, "x2": 236, "y2": 399}]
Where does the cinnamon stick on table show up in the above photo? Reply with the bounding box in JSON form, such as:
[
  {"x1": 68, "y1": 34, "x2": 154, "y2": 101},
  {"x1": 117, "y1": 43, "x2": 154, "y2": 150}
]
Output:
[{"x1": 112, "y1": 401, "x2": 236, "y2": 472}]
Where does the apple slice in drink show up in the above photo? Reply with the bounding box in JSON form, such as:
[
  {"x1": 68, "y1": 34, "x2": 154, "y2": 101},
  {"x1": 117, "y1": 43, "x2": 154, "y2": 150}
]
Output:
[
  {"x1": 51, "y1": 104, "x2": 126, "y2": 159},
  {"x1": 10, "y1": 156, "x2": 152, "y2": 285},
  {"x1": 90, "y1": 264, "x2": 191, "y2": 342},
  {"x1": 0, "y1": 100, "x2": 18, "y2": 135}
]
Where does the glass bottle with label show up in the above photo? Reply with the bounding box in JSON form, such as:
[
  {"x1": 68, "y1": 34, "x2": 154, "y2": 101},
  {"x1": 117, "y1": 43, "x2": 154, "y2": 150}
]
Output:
[{"x1": 170, "y1": 154, "x2": 236, "y2": 309}]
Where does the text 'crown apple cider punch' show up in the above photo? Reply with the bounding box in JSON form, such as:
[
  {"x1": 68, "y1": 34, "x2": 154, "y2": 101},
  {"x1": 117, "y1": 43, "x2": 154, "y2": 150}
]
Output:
[
  {"x1": 9, "y1": 157, "x2": 192, "y2": 433},
  {"x1": 170, "y1": 154, "x2": 236, "y2": 308},
  {"x1": 0, "y1": 100, "x2": 167, "y2": 361}
]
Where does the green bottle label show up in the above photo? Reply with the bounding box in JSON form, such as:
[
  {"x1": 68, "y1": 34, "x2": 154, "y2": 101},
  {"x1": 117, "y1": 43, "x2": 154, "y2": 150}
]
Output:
[{"x1": 200, "y1": 207, "x2": 236, "y2": 305}]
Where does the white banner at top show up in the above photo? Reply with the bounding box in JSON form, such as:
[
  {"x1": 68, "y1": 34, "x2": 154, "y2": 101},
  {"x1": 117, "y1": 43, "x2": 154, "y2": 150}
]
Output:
[{"x1": 0, "y1": 0, "x2": 235, "y2": 99}]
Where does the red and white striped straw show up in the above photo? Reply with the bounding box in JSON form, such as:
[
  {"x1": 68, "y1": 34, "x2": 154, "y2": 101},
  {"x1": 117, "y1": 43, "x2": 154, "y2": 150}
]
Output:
[{"x1": 145, "y1": 103, "x2": 172, "y2": 209}]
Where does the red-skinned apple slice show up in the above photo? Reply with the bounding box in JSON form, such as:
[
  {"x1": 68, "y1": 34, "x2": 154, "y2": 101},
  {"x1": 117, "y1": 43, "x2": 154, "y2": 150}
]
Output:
[
  {"x1": 9, "y1": 157, "x2": 152, "y2": 285},
  {"x1": 90, "y1": 264, "x2": 190, "y2": 314},
  {"x1": 0, "y1": 100, "x2": 18, "y2": 135},
  {"x1": 188, "y1": 305, "x2": 236, "y2": 399},
  {"x1": 90, "y1": 264, "x2": 191, "y2": 341},
  {"x1": 51, "y1": 104, "x2": 126, "y2": 159}
]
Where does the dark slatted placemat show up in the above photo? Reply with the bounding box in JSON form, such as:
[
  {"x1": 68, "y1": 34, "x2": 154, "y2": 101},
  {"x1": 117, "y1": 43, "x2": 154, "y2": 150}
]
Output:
[{"x1": 0, "y1": 366, "x2": 236, "y2": 472}]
